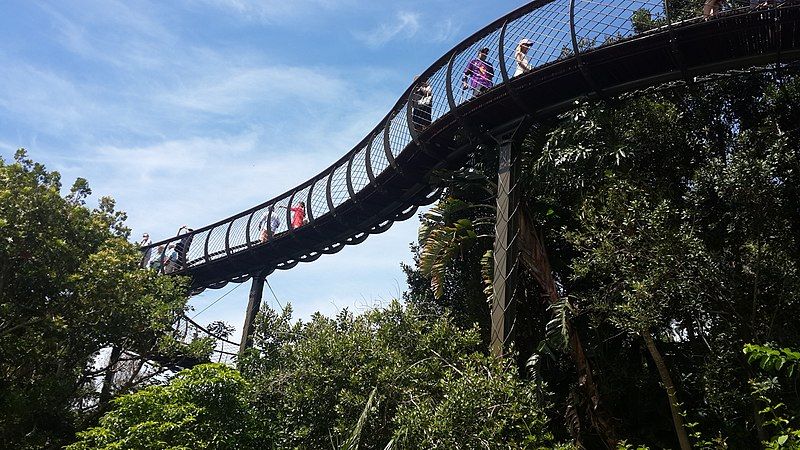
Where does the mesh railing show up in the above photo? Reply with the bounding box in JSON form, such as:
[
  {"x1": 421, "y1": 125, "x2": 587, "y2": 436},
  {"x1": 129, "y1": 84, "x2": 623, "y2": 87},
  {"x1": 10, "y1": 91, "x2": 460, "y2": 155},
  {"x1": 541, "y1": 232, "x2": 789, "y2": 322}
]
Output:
[{"x1": 141, "y1": 0, "x2": 795, "y2": 280}]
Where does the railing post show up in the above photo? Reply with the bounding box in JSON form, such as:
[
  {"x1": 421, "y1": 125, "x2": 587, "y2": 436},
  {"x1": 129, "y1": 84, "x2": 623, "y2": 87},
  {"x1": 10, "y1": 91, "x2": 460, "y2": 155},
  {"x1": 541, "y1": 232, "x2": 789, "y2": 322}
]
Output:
[
  {"x1": 245, "y1": 210, "x2": 255, "y2": 247},
  {"x1": 286, "y1": 191, "x2": 296, "y2": 231},
  {"x1": 265, "y1": 206, "x2": 275, "y2": 240},
  {"x1": 569, "y1": 0, "x2": 605, "y2": 100},
  {"x1": 664, "y1": 0, "x2": 690, "y2": 83},
  {"x1": 490, "y1": 117, "x2": 531, "y2": 357},
  {"x1": 325, "y1": 169, "x2": 336, "y2": 213},
  {"x1": 305, "y1": 184, "x2": 315, "y2": 223},
  {"x1": 382, "y1": 121, "x2": 398, "y2": 170},
  {"x1": 445, "y1": 51, "x2": 481, "y2": 141},
  {"x1": 345, "y1": 153, "x2": 357, "y2": 199},
  {"x1": 405, "y1": 81, "x2": 439, "y2": 159},
  {"x1": 498, "y1": 19, "x2": 532, "y2": 115},
  {"x1": 224, "y1": 220, "x2": 234, "y2": 256},
  {"x1": 365, "y1": 134, "x2": 377, "y2": 184}
]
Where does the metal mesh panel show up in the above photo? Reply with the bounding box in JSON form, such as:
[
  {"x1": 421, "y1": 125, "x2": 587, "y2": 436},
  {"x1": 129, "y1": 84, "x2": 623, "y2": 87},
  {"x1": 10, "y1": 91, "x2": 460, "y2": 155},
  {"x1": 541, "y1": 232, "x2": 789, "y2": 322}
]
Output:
[
  {"x1": 248, "y1": 206, "x2": 269, "y2": 244},
  {"x1": 206, "y1": 224, "x2": 228, "y2": 261},
  {"x1": 573, "y1": 0, "x2": 666, "y2": 50},
  {"x1": 425, "y1": 64, "x2": 451, "y2": 123},
  {"x1": 185, "y1": 229, "x2": 209, "y2": 267},
  {"x1": 503, "y1": 0, "x2": 572, "y2": 77},
  {"x1": 270, "y1": 196, "x2": 292, "y2": 236},
  {"x1": 141, "y1": 0, "x2": 780, "y2": 288},
  {"x1": 309, "y1": 177, "x2": 330, "y2": 221},
  {"x1": 227, "y1": 215, "x2": 250, "y2": 253},
  {"x1": 451, "y1": 27, "x2": 504, "y2": 106},
  {"x1": 330, "y1": 163, "x2": 350, "y2": 209},
  {"x1": 387, "y1": 105, "x2": 412, "y2": 158},
  {"x1": 368, "y1": 132, "x2": 389, "y2": 177},
  {"x1": 350, "y1": 146, "x2": 370, "y2": 194}
]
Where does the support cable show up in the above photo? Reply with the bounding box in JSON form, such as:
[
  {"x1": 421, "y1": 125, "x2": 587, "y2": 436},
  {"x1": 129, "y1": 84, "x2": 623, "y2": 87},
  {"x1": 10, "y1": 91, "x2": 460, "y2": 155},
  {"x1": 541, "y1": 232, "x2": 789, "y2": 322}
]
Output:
[
  {"x1": 191, "y1": 282, "x2": 243, "y2": 320},
  {"x1": 264, "y1": 276, "x2": 285, "y2": 311}
]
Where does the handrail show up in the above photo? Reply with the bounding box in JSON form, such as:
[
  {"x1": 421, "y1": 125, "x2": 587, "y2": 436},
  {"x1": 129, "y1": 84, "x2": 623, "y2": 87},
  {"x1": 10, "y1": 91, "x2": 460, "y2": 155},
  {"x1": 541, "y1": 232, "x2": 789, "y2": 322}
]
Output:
[{"x1": 141, "y1": 0, "x2": 799, "y2": 292}]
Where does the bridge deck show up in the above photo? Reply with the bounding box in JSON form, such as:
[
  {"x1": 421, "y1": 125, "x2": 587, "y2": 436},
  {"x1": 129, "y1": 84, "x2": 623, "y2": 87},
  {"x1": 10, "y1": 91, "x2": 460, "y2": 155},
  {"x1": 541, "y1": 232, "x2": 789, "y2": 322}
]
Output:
[{"x1": 142, "y1": 2, "x2": 800, "y2": 294}]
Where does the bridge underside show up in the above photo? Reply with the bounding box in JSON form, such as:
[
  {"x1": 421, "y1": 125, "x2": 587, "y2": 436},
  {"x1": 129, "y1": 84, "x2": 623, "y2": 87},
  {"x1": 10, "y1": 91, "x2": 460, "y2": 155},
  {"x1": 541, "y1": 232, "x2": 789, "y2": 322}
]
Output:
[{"x1": 180, "y1": 7, "x2": 799, "y2": 294}]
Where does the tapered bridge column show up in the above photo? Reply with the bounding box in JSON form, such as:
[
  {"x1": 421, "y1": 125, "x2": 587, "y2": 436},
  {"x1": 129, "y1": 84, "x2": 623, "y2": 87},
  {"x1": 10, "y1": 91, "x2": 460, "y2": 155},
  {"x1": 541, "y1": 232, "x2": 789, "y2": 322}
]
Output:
[
  {"x1": 239, "y1": 271, "x2": 267, "y2": 354},
  {"x1": 491, "y1": 119, "x2": 531, "y2": 357}
]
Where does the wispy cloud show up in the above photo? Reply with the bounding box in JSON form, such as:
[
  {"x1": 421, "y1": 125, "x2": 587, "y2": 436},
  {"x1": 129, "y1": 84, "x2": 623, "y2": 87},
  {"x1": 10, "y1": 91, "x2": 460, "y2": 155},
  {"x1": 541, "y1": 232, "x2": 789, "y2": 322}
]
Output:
[
  {"x1": 38, "y1": 0, "x2": 174, "y2": 69},
  {"x1": 353, "y1": 11, "x2": 421, "y2": 49},
  {"x1": 194, "y1": 0, "x2": 355, "y2": 23},
  {"x1": 159, "y1": 65, "x2": 348, "y2": 114},
  {"x1": 432, "y1": 18, "x2": 461, "y2": 43},
  {"x1": 0, "y1": 62, "x2": 96, "y2": 135}
]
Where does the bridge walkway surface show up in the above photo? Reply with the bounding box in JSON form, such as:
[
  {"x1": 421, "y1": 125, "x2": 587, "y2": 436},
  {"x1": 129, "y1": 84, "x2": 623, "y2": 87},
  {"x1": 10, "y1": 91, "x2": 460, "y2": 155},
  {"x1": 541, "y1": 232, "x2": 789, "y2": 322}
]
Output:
[{"x1": 141, "y1": 1, "x2": 800, "y2": 296}]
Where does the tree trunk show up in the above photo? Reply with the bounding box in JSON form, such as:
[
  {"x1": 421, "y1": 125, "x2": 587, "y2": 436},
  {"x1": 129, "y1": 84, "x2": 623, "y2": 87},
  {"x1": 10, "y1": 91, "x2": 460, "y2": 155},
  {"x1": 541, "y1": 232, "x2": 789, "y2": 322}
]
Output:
[
  {"x1": 642, "y1": 330, "x2": 692, "y2": 450},
  {"x1": 99, "y1": 346, "x2": 122, "y2": 406},
  {"x1": 517, "y1": 207, "x2": 617, "y2": 446}
]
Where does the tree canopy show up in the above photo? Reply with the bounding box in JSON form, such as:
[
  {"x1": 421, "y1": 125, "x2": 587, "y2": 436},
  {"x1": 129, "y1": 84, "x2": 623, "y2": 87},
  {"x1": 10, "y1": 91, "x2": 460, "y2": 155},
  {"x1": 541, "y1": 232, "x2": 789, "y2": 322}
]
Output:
[{"x1": 0, "y1": 150, "x2": 197, "y2": 449}]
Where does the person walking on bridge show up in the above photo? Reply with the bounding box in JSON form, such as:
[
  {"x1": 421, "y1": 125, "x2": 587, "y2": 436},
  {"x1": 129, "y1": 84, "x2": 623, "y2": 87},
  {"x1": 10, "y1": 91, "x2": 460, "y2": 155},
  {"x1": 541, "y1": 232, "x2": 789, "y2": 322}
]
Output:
[
  {"x1": 139, "y1": 233, "x2": 152, "y2": 268},
  {"x1": 258, "y1": 205, "x2": 281, "y2": 242},
  {"x1": 461, "y1": 47, "x2": 494, "y2": 98},
  {"x1": 514, "y1": 39, "x2": 533, "y2": 77},
  {"x1": 174, "y1": 225, "x2": 193, "y2": 269},
  {"x1": 280, "y1": 202, "x2": 306, "y2": 230},
  {"x1": 411, "y1": 76, "x2": 433, "y2": 130},
  {"x1": 703, "y1": 0, "x2": 724, "y2": 18}
]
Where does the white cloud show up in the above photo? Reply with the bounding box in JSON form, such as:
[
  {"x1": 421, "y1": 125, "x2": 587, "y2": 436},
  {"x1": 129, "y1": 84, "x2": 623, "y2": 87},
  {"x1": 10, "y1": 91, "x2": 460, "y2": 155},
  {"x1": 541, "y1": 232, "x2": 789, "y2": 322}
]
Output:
[
  {"x1": 353, "y1": 11, "x2": 421, "y2": 49},
  {"x1": 432, "y1": 17, "x2": 461, "y2": 43},
  {"x1": 194, "y1": 0, "x2": 355, "y2": 23},
  {"x1": 160, "y1": 65, "x2": 348, "y2": 114},
  {"x1": 0, "y1": 62, "x2": 96, "y2": 135},
  {"x1": 38, "y1": 1, "x2": 174, "y2": 69}
]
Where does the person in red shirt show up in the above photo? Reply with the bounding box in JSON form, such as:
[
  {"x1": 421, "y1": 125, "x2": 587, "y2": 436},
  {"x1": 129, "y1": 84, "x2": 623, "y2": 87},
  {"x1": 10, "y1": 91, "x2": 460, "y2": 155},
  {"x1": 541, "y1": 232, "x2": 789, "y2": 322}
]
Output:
[{"x1": 280, "y1": 202, "x2": 306, "y2": 229}]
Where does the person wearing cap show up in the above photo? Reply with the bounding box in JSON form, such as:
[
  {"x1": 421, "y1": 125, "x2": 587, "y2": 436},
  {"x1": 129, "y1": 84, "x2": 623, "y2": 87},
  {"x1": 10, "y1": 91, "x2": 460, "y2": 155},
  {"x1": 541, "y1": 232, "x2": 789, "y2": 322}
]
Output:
[
  {"x1": 411, "y1": 75, "x2": 433, "y2": 130},
  {"x1": 139, "y1": 233, "x2": 152, "y2": 268},
  {"x1": 514, "y1": 39, "x2": 534, "y2": 77},
  {"x1": 461, "y1": 47, "x2": 495, "y2": 98}
]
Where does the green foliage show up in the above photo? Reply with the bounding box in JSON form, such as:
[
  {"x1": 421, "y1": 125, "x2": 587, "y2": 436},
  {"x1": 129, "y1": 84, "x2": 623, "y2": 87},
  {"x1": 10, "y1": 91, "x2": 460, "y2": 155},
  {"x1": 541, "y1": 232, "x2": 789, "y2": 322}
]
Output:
[
  {"x1": 0, "y1": 151, "x2": 193, "y2": 448},
  {"x1": 238, "y1": 301, "x2": 554, "y2": 448},
  {"x1": 393, "y1": 353, "x2": 552, "y2": 449},
  {"x1": 418, "y1": 196, "x2": 494, "y2": 299},
  {"x1": 566, "y1": 177, "x2": 716, "y2": 334},
  {"x1": 745, "y1": 344, "x2": 800, "y2": 378},
  {"x1": 67, "y1": 364, "x2": 262, "y2": 450},
  {"x1": 750, "y1": 378, "x2": 800, "y2": 449},
  {"x1": 517, "y1": 69, "x2": 800, "y2": 447}
]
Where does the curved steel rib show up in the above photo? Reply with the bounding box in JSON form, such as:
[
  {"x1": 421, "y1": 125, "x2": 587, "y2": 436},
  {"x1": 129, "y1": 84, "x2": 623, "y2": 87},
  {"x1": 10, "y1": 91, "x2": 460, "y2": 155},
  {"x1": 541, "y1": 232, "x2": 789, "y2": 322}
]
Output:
[{"x1": 142, "y1": 1, "x2": 800, "y2": 294}]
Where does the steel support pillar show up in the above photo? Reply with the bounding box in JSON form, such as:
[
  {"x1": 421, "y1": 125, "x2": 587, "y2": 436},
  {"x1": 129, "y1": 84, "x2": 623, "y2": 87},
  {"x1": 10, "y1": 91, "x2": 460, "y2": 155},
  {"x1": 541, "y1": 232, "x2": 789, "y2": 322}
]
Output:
[
  {"x1": 239, "y1": 272, "x2": 266, "y2": 354},
  {"x1": 490, "y1": 119, "x2": 531, "y2": 357}
]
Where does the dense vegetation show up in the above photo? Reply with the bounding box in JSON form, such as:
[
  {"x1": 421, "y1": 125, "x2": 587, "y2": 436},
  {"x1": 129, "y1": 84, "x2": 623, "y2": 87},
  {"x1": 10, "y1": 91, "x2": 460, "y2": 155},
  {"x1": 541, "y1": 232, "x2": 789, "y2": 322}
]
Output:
[
  {"x1": 404, "y1": 69, "x2": 800, "y2": 448},
  {"x1": 0, "y1": 151, "x2": 209, "y2": 449},
  {"x1": 3, "y1": 61, "x2": 800, "y2": 450}
]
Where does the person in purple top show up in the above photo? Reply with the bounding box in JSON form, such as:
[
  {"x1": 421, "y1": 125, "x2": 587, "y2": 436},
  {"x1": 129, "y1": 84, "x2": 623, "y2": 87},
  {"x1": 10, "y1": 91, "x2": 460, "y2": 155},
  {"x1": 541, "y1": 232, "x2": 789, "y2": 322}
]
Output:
[{"x1": 461, "y1": 47, "x2": 495, "y2": 98}]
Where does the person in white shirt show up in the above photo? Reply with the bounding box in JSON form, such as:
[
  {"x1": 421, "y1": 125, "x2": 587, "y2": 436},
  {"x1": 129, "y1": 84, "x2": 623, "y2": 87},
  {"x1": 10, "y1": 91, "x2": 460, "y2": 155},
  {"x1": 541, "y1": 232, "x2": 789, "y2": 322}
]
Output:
[{"x1": 514, "y1": 38, "x2": 533, "y2": 77}]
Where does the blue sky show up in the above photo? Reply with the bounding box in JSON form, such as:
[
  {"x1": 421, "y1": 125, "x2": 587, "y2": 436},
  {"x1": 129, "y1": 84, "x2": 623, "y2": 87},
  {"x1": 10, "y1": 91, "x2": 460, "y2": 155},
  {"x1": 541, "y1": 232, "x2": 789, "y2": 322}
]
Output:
[{"x1": 0, "y1": 0, "x2": 523, "y2": 342}]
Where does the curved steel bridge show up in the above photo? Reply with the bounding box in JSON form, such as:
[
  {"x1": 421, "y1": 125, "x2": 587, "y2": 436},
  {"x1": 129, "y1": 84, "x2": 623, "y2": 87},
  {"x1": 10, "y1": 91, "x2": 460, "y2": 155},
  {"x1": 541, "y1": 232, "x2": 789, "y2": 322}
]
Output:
[{"x1": 144, "y1": 0, "x2": 800, "y2": 295}]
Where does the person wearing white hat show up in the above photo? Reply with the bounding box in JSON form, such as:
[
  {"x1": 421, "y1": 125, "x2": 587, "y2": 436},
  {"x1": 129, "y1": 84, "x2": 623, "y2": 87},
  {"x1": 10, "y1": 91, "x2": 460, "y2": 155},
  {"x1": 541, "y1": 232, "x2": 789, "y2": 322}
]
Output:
[{"x1": 514, "y1": 38, "x2": 534, "y2": 77}]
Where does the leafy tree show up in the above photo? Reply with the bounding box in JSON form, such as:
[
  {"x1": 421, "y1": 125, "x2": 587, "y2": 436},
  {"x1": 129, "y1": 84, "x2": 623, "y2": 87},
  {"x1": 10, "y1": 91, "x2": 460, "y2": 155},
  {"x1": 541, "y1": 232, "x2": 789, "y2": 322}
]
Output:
[
  {"x1": 67, "y1": 364, "x2": 262, "y2": 450},
  {"x1": 237, "y1": 301, "x2": 556, "y2": 448},
  {"x1": 393, "y1": 353, "x2": 553, "y2": 449},
  {"x1": 0, "y1": 150, "x2": 198, "y2": 448},
  {"x1": 523, "y1": 70, "x2": 800, "y2": 447}
]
